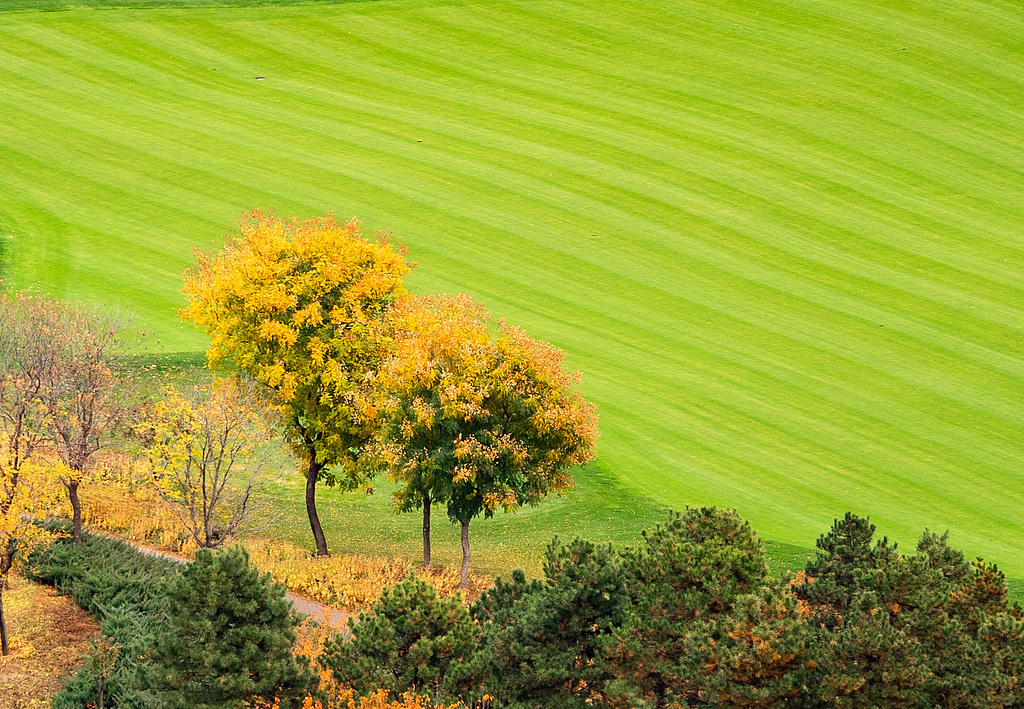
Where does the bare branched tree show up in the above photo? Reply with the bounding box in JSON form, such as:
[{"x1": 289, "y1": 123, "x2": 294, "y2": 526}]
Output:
[
  {"x1": 0, "y1": 294, "x2": 60, "y2": 512},
  {"x1": 0, "y1": 293, "x2": 65, "y2": 655},
  {"x1": 142, "y1": 377, "x2": 276, "y2": 549},
  {"x1": 44, "y1": 305, "x2": 135, "y2": 546}
]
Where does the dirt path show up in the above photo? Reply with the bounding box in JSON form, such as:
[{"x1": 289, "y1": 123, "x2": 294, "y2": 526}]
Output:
[{"x1": 116, "y1": 538, "x2": 350, "y2": 629}]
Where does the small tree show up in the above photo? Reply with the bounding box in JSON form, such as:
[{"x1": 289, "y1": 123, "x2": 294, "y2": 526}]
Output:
[
  {"x1": 321, "y1": 575, "x2": 482, "y2": 703},
  {"x1": 183, "y1": 211, "x2": 412, "y2": 556},
  {"x1": 793, "y1": 514, "x2": 1024, "y2": 708},
  {"x1": 608, "y1": 507, "x2": 783, "y2": 706},
  {"x1": 473, "y1": 538, "x2": 629, "y2": 707},
  {"x1": 44, "y1": 304, "x2": 134, "y2": 546},
  {"x1": 0, "y1": 460, "x2": 61, "y2": 656},
  {"x1": 142, "y1": 378, "x2": 274, "y2": 549},
  {"x1": 144, "y1": 546, "x2": 316, "y2": 709},
  {"x1": 0, "y1": 292, "x2": 66, "y2": 654},
  {"x1": 377, "y1": 294, "x2": 599, "y2": 588},
  {"x1": 0, "y1": 292, "x2": 134, "y2": 546}
]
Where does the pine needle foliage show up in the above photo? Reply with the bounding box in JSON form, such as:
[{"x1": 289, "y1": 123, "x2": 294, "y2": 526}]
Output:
[{"x1": 144, "y1": 546, "x2": 316, "y2": 709}]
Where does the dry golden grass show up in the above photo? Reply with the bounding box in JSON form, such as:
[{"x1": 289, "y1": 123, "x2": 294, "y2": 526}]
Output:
[
  {"x1": 79, "y1": 481, "x2": 198, "y2": 555},
  {"x1": 77, "y1": 479, "x2": 490, "y2": 613},
  {"x1": 0, "y1": 575, "x2": 99, "y2": 709},
  {"x1": 74, "y1": 455, "x2": 200, "y2": 556},
  {"x1": 244, "y1": 537, "x2": 490, "y2": 613}
]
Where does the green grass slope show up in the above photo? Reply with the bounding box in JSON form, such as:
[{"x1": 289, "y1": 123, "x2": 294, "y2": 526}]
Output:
[{"x1": 1, "y1": 0, "x2": 1022, "y2": 577}]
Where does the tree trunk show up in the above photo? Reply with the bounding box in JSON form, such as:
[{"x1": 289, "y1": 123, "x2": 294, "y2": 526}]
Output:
[
  {"x1": 460, "y1": 518, "x2": 471, "y2": 591},
  {"x1": 306, "y1": 456, "x2": 329, "y2": 557},
  {"x1": 422, "y1": 493, "x2": 431, "y2": 568},
  {"x1": 0, "y1": 584, "x2": 8, "y2": 656},
  {"x1": 69, "y1": 479, "x2": 82, "y2": 547}
]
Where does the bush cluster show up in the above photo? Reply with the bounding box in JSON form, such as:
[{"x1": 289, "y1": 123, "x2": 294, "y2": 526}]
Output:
[
  {"x1": 28, "y1": 532, "x2": 315, "y2": 709},
  {"x1": 27, "y1": 530, "x2": 179, "y2": 708},
  {"x1": 325, "y1": 509, "x2": 1024, "y2": 709},
  {"x1": 27, "y1": 510, "x2": 1024, "y2": 709}
]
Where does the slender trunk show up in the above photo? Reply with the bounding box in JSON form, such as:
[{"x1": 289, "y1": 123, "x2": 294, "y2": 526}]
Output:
[
  {"x1": 422, "y1": 493, "x2": 431, "y2": 568},
  {"x1": 306, "y1": 456, "x2": 329, "y2": 557},
  {"x1": 460, "y1": 518, "x2": 471, "y2": 591},
  {"x1": 0, "y1": 584, "x2": 8, "y2": 656},
  {"x1": 69, "y1": 480, "x2": 82, "y2": 547}
]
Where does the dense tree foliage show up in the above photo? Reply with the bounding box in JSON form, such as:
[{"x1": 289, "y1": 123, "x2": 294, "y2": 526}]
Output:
[
  {"x1": 474, "y1": 538, "x2": 629, "y2": 707},
  {"x1": 24, "y1": 505, "x2": 1024, "y2": 709},
  {"x1": 606, "y1": 508, "x2": 810, "y2": 708},
  {"x1": 182, "y1": 211, "x2": 412, "y2": 556},
  {"x1": 322, "y1": 575, "x2": 482, "y2": 703},
  {"x1": 793, "y1": 514, "x2": 1024, "y2": 709},
  {"x1": 29, "y1": 531, "x2": 179, "y2": 708},
  {"x1": 375, "y1": 294, "x2": 598, "y2": 587},
  {"x1": 330, "y1": 508, "x2": 1021, "y2": 709},
  {"x1": 144, "y1": 546, "x2": 316, "y2": 709}
]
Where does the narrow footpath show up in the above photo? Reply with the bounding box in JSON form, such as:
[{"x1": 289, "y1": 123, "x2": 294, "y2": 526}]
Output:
[{"x1": 111, "y1": 536, "x2": 351, "y2": 628}]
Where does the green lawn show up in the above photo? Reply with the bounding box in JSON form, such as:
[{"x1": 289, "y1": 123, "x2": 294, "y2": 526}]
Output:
[{"x1": 1, "y1": 0, "x2": 1022, "y2": 586}]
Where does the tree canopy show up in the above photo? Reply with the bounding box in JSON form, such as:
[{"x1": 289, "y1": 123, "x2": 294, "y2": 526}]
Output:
[
  {"x1": 375, "y1": 293, "x2": 599, "y2": 587},
  {"x1": 144, "y1": 546, "x2": 315, "y2": 709},
  {"x1": 182, "y1": 211, "x2": 412, "y2": 555}
]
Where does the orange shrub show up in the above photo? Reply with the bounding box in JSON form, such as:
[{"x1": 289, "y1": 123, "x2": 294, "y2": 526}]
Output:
[
  {"x1": 250, "y1": 690, "x2": 469, "y2": 709},
  {"x1": 301, "y1": 688, "x2": 468, "y2": 709},
  {"x1": 261, "y1": 621, "x2": 472, "y2": 709}
]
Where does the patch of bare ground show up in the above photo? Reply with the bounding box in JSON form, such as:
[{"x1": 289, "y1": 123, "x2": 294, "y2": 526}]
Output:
[{"x1": 0, "y1": 574, "x2": 99, "y2": 709}]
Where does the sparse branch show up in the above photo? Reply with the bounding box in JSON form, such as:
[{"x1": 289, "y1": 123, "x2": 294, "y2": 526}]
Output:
[
  {"x1": 43, "y1": 303, "x2": 136, "y2": 545},
  {"x1": 142, "y1": 377, "x2": 276, "y2": 549}
]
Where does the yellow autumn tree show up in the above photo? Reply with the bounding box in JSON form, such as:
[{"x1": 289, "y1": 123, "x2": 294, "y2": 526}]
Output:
[
  {"x1": 0, "y1": 293, "x2": 65, "y2": 656},
  {"x1": 182, "y1": 211, "x2": 412, "y2": 556},
  {"x1": 141, "y1": 378, "x2": 275, "y2": 549},
  {"x1": 0, "y1": 458, "x2": 61, "y2": 656},
  {"x1": 376, "y1": 294, "x2": 599, "y2": 588}
]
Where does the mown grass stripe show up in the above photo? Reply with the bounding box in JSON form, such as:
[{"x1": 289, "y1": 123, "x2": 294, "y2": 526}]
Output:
[{"x1": 1, "y1": 0, "x2": 1021, "y2": 580}]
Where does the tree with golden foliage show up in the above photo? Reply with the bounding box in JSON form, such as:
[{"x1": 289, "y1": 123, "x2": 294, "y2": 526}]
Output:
[
  {"x1": 182, "y1": 211, "x2": 412, "y2": 556},
  {"x1": 376, "y1": 294, "x2": 598, "y2": 588},
  {"x1": 0, "y1": 293, "x2": 66, "y2": 655},
  {"x1": 0, "y1": 460, "x2": 61, "y2": 656},
  {"x1": 142, "y1": 378, "x2": 276, "y2": 549}
]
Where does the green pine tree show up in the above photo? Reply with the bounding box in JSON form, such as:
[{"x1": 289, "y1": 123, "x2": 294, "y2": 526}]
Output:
[
  {"x1": 474, "y1": 538, "x2": 630, "y2": 708},
  {"x1": 320, "y1": 574, "x2": 483, "y2": 704},
  {"x1": 143, "y1": 546, "x2": 316, "y2": 709}
]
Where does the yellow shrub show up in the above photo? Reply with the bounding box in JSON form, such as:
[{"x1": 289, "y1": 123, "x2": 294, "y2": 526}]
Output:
[
  {"x1": 79, "y1": 473, "x2": 197, "y2": 556},
  {"x1": 244, "y1": 538, "x2": 489, "y2": 613},
  {"x1": 77, "y1": 475, "x2": 489, "y2": 613}
]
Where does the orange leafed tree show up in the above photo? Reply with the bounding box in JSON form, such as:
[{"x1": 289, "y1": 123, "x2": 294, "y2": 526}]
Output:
[
  {"x1": 376, "y1": 294, "x2": 599, "y2": 588},
  {"x1": 182, "y1": 211, "x2": 412, "y2": 556}
]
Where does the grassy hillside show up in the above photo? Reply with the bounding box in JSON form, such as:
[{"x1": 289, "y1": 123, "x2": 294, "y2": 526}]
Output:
[{"x1": 1, "y1": 0, "x2": 1022, "y2": 578}]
